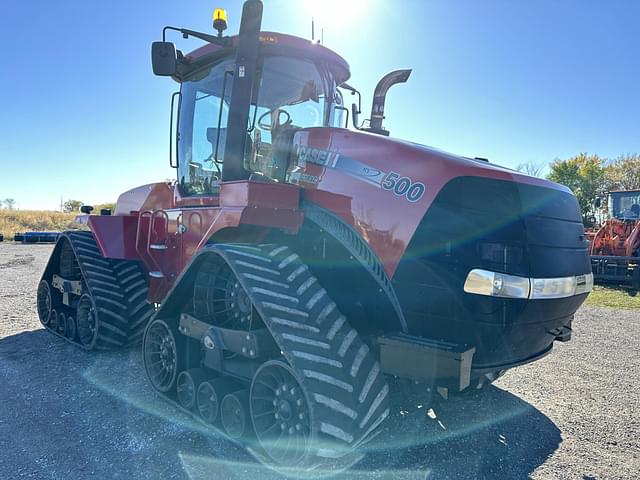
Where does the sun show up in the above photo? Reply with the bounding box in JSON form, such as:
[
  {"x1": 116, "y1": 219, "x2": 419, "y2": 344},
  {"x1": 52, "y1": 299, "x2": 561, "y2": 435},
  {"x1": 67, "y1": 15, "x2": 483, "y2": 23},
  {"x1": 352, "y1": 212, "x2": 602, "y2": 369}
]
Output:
[{"x1": 303, "y1": 0, "x2": 370, "y2": 29}]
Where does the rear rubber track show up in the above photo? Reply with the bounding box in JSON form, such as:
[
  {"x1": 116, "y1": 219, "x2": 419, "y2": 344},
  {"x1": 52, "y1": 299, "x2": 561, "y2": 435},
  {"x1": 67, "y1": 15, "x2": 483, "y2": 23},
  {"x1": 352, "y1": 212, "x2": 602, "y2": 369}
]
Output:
[{"x1": 42, "y1": 231, "x2": 154, "y2": 350}]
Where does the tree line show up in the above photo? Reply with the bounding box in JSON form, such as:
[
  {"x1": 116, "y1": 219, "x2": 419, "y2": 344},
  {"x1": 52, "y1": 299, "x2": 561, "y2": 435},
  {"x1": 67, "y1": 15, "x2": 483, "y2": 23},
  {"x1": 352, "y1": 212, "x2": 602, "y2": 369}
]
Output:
[{"x1": 545, "y1": 153, "x2": 640, "y2": 224}]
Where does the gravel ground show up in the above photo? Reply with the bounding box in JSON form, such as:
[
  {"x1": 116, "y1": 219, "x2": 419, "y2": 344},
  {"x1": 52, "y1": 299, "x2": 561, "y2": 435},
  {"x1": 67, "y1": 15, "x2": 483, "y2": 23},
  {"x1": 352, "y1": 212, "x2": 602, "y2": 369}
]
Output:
[{"x1": 0, "y1": 243, "x2": 638, "y2": 480}]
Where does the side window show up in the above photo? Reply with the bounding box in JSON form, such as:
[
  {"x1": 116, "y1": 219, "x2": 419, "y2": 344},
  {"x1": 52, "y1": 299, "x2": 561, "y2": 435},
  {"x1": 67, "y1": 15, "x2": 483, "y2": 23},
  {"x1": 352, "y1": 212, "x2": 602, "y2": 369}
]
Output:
[{"x1": 178, "y1": 60, "x2": 233, "y2": 196}]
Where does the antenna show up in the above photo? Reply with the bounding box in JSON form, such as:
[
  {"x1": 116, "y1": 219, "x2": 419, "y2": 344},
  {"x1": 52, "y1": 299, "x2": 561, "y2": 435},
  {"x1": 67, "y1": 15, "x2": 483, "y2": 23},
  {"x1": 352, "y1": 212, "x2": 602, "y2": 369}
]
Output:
[{"x1": 311, "y1": 16, "x2": 315, "y2": 41}]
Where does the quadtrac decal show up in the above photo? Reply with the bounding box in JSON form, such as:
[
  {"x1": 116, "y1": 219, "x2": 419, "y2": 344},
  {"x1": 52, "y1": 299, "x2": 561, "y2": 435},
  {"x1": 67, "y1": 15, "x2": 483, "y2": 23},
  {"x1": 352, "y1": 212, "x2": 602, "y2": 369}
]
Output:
[{"x1": 290, "y1": 144, "x2": 426, "y2": 203}]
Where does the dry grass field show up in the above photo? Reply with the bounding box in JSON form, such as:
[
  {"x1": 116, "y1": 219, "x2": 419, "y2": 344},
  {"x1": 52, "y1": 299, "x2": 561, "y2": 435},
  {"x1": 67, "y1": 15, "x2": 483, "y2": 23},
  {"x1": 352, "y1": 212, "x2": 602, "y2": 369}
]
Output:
[{"x1": 0, "y1": 210, "x2": 86, "y2": 239}]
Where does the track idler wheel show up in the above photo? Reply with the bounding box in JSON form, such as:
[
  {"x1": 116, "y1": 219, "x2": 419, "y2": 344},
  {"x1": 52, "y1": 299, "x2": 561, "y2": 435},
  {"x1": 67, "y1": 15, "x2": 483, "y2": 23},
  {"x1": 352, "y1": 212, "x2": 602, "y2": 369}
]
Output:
[
  {"x1": 66, "y1": 315, "x2": 77, "y2": 341},
  {"x1": 250, "y1": 360, "x2": 312, "y2": 464},
  {"x1": 36, "y1": 280, "x2": 54, "y2": 327},
  {"x1": 221, "y1": 389, "x2": 252, "y2": 440},
  {"x1": 76, "y1": 294, "x2": 99, "y2": 348},
  {"x1": 177, "y1": 369, "x2": 213, "y2": 410},
  {"x1": 143, "y1": 319, "x2": 184, "y2": 394},
  {"x1": 196, "y1": 377, "x2": 241, "y2": 425}
]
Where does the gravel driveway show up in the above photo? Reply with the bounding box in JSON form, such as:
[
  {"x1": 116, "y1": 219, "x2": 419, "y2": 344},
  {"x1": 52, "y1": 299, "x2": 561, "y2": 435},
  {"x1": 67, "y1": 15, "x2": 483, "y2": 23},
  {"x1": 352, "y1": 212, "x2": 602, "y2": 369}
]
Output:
[{"x1": 0, "y1": 243, "x2": 638, "y2": 479}]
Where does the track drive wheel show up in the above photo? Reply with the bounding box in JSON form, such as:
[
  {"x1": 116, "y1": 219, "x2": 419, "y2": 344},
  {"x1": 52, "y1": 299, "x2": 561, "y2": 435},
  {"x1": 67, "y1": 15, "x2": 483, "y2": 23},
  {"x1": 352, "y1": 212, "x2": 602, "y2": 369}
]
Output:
[
  {"x1": 143, "y1": 319, "x2": 184, "y2": 394},
  {"x1": 36, "y1": 280, "x2": 54, "y2": 327}
]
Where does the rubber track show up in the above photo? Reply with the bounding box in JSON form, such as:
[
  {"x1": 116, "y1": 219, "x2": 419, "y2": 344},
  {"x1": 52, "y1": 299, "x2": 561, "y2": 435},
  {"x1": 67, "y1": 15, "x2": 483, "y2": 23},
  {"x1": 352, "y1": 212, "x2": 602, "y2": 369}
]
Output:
[
  {"x1": 43, "y1": 231, "x2": 154, "y2": 350},
  {"x1": 214, "y1": 243, "x2": 390, "y2": 464}
]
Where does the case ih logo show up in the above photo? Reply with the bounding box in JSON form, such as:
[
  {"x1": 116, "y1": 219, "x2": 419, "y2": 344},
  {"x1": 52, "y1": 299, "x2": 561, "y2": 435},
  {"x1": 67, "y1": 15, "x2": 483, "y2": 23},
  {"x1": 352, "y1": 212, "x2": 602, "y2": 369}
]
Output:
[{"x1": 291, "y1": 145, "x2": 426, "y2": 203}]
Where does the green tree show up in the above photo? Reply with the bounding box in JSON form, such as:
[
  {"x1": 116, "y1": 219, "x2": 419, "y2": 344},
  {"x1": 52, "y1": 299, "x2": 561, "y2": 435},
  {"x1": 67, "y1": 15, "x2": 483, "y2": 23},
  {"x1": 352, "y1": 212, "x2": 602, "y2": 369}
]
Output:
[
  {"x1": 604, "y1": 153, "x2": 640, "y2": 191},
  {"x1": 3, "y1": 198, "x2": 16, "y2": 210},
  {"x1": 547, "y1": 153, "x2": 605, "y2": 224},
  {"x1": 63, "y1": 199, "x2": 83, "y2": 213}
]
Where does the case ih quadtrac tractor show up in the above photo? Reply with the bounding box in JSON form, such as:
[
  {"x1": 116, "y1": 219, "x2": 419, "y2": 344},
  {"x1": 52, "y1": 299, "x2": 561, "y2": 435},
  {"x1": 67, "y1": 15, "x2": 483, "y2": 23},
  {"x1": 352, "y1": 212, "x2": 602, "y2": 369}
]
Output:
[{"x1": 36, "y1": 1, "x2": 593, "y2": 472}]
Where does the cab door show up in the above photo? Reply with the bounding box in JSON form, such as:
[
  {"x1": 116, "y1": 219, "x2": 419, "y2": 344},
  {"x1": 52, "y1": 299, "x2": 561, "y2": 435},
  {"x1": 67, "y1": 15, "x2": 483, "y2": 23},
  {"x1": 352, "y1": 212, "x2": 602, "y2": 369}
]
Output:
[{"x1": 175, "y1": 57, "x2": 233, "y2": 270}]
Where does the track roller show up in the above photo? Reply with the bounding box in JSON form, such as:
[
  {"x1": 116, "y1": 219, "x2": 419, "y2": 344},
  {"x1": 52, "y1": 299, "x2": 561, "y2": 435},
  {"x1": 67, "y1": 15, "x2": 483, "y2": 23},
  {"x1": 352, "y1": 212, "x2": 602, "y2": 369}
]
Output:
[
  {"x1": 196, "y1": 377, "x2": 242, "y2": 425},
  {"x1": 66, "y1": 315, "x2": 77, "y2": 341},
  {"x1": 76, "y1": 294, "x2": 98, "y2": 348},
  {"x1": 49, "y1": 308, "x2": 59, "y2": 333},
  {"x1": 57, "y1": 312, "x2": 68, "y2": 336},
  {"x1": 220, "y1": 389, "x2": 252, "y2": 440},
  {"x1": 177, "y1": 369, "x2": 213, "y2": 410}
]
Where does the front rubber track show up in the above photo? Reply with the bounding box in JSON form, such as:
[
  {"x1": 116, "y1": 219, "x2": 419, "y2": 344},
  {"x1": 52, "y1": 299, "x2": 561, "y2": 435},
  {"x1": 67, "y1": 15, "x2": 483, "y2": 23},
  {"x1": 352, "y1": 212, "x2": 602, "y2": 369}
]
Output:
[
  {"x1": 40, "y1": 231, "x2": 154, "y2": 350},
  {"x1": 206, "y1": 244, "x2": 391, "y2": 466}
]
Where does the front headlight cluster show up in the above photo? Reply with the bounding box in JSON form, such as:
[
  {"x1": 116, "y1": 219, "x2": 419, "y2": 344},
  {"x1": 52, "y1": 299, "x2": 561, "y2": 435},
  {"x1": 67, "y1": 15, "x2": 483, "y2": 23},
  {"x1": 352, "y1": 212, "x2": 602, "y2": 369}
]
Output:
[{"x1": 463, "y1": 269, "x2": 593, "y2": 300}]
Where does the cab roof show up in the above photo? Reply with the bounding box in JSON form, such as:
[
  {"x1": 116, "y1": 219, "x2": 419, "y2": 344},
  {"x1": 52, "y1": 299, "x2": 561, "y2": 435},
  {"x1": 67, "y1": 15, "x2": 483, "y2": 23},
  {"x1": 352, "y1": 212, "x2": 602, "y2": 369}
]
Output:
[{"x1": 181, "y1": 31, "x2": 351, "y2": 85}]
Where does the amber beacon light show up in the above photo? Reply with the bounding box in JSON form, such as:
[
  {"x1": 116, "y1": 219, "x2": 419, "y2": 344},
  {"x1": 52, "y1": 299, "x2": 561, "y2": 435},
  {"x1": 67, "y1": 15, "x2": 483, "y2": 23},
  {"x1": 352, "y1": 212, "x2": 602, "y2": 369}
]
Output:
[{"x1": 213, "y1": 8, "x2": 228, "y2": 36}]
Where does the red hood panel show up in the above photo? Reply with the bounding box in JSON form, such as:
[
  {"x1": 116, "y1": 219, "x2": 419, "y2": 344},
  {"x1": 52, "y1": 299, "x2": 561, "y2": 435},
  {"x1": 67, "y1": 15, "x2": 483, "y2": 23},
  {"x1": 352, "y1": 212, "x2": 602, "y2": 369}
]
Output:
[{"x1": 291, "y1": 127, "x2": 572, "y2": 277}]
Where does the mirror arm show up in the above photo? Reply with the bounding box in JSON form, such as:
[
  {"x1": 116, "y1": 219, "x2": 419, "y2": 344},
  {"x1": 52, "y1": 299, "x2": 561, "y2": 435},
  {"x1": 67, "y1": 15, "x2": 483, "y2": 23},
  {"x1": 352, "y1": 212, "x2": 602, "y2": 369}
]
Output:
[{"x1": 163, "y1": 26, "x2": 231, "y2": 46}]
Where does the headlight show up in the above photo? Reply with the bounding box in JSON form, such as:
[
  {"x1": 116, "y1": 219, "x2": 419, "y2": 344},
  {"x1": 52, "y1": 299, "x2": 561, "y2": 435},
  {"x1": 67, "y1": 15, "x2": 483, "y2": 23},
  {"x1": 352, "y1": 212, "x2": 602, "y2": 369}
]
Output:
[{"x1": 464, "y1": 269, "x2": 593, "y2": 300}]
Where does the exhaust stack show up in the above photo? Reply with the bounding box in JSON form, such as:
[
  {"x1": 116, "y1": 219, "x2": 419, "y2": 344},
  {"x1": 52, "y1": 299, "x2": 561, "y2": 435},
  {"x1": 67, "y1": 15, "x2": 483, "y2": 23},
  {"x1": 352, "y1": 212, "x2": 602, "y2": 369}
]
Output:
[{"x1": 365, "y1": 69, "x2": 412, "y2": 136}]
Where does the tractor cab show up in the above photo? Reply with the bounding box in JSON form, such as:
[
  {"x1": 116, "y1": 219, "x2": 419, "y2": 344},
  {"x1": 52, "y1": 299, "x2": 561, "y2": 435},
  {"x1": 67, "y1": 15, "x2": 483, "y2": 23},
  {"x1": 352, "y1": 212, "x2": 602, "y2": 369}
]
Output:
[
  {"x1": 608, "y1": 190, "x2": 640, "y2": 221},
  {"x1": 153, "y1": 4, "x2": 351, "y2": 199},
  {"x1": 176, "y1": 41, "x2": 349, "y2": 196}
]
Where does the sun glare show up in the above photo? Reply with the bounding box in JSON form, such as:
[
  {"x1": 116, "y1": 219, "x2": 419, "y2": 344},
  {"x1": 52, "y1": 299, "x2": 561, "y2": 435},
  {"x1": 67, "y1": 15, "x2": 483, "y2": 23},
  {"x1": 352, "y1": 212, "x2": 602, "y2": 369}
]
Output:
[{"x1": 303, "y1": 0, "x2": 369, "y2": 29}]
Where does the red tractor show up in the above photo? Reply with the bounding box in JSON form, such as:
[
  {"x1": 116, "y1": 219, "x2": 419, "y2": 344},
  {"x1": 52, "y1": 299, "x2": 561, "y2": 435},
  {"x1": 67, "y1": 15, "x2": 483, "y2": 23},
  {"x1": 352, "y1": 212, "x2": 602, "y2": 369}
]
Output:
[
  {"x1": 36, "y1": 1, "x2": 593, "y2": 472},
  {"x1": 590, "y1": 189, "x2": 640, "y2": 291}
]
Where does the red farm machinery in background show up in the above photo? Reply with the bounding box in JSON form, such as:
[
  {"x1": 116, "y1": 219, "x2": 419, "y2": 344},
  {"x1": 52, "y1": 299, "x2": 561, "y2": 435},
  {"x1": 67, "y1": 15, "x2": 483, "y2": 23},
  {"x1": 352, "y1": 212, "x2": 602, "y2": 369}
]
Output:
[
  {"x1": 36, "y1": 1, "x2": 593, "y2": 473},
  {"x1": 589, "y1": 189, "x2": 640, "y2": 291}
]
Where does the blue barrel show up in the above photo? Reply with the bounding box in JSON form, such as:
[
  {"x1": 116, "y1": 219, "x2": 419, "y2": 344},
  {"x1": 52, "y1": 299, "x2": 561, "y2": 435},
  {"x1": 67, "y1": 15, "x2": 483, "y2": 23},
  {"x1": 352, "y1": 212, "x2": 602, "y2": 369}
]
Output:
[{"x1": 21, "y1": 232, "x2": 61, "y2": 244}]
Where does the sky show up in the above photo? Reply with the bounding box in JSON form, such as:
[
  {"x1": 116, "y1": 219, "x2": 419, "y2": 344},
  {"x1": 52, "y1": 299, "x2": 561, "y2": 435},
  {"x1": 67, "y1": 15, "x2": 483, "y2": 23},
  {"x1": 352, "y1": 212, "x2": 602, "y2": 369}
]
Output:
[{"x1": 1, "y1": 0, "x2": 638, "y2": 210}]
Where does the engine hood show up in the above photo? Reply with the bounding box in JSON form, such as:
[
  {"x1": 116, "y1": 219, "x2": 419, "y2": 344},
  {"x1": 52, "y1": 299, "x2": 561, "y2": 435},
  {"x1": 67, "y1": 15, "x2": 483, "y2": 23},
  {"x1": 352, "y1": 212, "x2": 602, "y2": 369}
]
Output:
[{"x1": 291, "y1": 127, "x2": 580, "y2": 277}]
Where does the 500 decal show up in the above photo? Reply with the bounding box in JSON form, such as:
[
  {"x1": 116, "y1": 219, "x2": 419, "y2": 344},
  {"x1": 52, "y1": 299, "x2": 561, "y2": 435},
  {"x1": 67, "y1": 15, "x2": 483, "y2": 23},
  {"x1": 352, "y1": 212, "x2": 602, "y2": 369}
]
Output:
[{"x1": 381, "y1": 172, "x2": 426, "y2": 202}]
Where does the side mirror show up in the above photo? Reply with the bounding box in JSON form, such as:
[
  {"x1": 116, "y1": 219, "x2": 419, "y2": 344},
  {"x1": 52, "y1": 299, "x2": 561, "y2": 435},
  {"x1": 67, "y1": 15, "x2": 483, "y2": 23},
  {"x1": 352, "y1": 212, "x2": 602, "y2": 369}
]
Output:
[
  {"x1": 351, "y1": 103, "x2": 360, "y2": 129},
  {"x1": 80, "y1": 205, "x2": 94, "y2": 214},
  {"x1": 152, "y1": 42, "x2": 177, "y2": 76}
]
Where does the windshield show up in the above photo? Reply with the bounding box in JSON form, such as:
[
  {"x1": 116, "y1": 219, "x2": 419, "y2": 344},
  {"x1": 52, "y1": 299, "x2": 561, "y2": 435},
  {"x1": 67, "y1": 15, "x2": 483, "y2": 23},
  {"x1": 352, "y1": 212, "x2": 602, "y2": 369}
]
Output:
[
  {"x1": 609, "y1": 191, "x2": 640, "y2": 219},
  {"x1": 177, "y1": 55, "x2": 340, "y2": 193}
]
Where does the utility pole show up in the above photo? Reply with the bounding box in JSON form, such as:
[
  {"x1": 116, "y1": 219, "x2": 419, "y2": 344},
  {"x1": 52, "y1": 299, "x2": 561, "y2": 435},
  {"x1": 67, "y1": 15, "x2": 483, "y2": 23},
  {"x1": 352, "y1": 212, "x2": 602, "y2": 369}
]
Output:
[{"x1": 60, "y1": 196, "x2": 64, "y2": 212}]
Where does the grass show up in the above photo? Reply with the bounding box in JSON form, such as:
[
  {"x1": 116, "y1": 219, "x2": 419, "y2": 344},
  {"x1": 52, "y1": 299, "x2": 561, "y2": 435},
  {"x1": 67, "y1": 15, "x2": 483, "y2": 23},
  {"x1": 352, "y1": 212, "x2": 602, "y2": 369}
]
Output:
[
  {"x1": 0, "y1": 210, "x2": 86, "y2": 239},
  {"x1": 584, "y1": 285, "x2": 640, "y2": 309}
]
